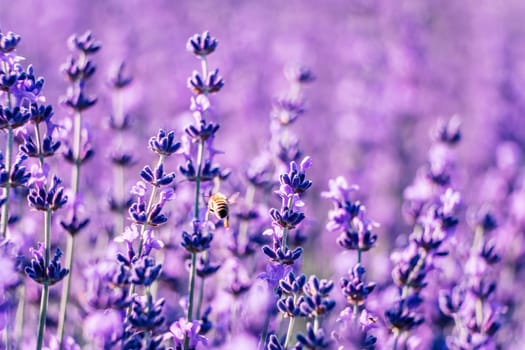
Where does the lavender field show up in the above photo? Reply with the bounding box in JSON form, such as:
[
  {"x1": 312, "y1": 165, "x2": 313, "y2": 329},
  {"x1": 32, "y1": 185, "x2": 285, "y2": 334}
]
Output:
[{"x1": 1, "y1": 1, "x2": 525, "y2": 349}]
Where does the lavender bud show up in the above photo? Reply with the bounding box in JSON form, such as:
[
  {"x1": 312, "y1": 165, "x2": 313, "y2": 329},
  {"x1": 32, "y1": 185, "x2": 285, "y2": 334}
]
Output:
[{"x1": 187, "y1": 31, "x2": 218, "y2": 57}]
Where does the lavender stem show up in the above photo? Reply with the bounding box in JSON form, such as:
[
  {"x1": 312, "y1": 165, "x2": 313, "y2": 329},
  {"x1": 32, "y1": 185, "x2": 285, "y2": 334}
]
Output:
[
  {"x1": 36, "y1": 209, "x2": 52, "y2": 350},
  {"x1": 56, "y1": 234, "x2": 74, "y2": 348},
  {"x1": 57, "y1": 108, "x2": 82, "y2": 346},
  {"x1": 34, "y1": 123, "x2": 45, "y2": 167},
  {"x1": 281, "y1": 196, "x2": 294, "y2": 248},
  {"x1": 284, "y1": 295, "x2": 298, "y2": 348},
  {"x1": 0, "y1": 60, "x2": 13, "y2": 240},
  {"x1": 126, "y1": 154, "x2": 164, "y2": 310},
  {"x1": 1, "y1": 126, "x2": 13, "y2": 239}
]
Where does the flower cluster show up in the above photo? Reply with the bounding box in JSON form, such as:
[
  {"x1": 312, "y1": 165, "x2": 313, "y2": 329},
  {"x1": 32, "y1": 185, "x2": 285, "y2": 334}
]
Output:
[
  {"x1": 262, "y1": 157, "x2": 312, "y2": 265},
  {"x1": 385, "y1": 117, "x2": 461, "y2": 348},
  {"x1": 323, "y1": 177, "x2": 378, "y2": 348},
  {"x1": 439, "y1": 209, "x2": 503, "y2": 349},
  {"x1": 113, "y1": 127, "x2": 178, "y2": 349}
]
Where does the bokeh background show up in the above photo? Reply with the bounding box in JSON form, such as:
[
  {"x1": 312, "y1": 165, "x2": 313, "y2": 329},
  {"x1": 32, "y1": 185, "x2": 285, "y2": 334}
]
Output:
[{"x1": 2, "y1": 0, "x2": 525, "y2": 348}]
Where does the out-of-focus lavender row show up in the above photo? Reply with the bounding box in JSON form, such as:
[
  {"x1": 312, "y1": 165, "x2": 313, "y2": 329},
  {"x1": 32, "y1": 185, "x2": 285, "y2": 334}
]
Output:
[{"x1": 1, "y1": 0, "x2": 525, "y2": 349}]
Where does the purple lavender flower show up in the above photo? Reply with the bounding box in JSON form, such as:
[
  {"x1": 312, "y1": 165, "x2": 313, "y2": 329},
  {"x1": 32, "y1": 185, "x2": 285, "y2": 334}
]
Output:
[
  {"x1": 295, "y1": 322, "x2": 331, "y2": 349},
  {"x1": 0, "y1": 32, "x2": 21, "y2": 53},
  {"x1": 169, "y1": 318, "x2": 207, "y2": 350},
  {"x1": 25, "y1": 243, "x2": 69, "y2": 285},
  {"x1": 187, "y1": 31, "x2": 218, "y2": 57},
  {"x1": 340, "y1": 264, "x2": 376, "y2": 307},
  {"x1": 27, "y1": 175, "x2": 67, "y2": 211}
]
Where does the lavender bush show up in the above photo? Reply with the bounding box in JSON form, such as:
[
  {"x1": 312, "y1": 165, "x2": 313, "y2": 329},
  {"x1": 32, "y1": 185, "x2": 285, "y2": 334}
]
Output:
[{"x1": 1, "y1": 1, "x2": 525, "y2": 349}]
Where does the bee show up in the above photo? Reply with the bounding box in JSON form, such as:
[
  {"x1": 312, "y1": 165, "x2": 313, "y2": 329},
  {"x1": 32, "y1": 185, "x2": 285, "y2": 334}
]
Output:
[{"x1": 207, "y1": 192, "x2": 238, "y2": 228}]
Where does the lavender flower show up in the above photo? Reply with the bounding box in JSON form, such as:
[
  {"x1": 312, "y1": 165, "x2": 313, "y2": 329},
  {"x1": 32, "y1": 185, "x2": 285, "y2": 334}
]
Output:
[
  {"x1": 169, "y1": 318, "x2": 207, "y2": 350},
  {"x1": 25, "y1": 244, "x2": 69, "y2": 285}
]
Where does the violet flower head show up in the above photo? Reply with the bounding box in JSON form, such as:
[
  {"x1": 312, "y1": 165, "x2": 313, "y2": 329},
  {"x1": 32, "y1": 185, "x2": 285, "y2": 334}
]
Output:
[
  {"x1": 68, "y1": 31, "x2": 101, "y2": 55},
  {"x1": 140, "y1": 162, "x2": 176, "y2": 187},
  {"x1": 109, "y1": 61, "x2": 133, "y2": 89},
  {"x1": 0, "y1": 106, "x2": 31, "y2": 129},
  {"x1": 279, "y1": 271, "x2": 307, "y2": 296},
  {"x1": 432, "y1": 115, "x2": 461, "y2": 145},
  {"x1": 299, "y1": 275, "x2": 336, "y2": 318},
  {"x1": 438, "y1": 286, "x2": 466, "y2": 317},
  {"x1": 323, "y1": 177, "x2": 378, "y2": 252},
  {"x1": 280, "y1": 156, "x2": 312, "y2": 194},
  {"x1": 295, "y1": 322, "x2": 331, "y2": 349},
  {"x1": 62, "y1": 85, "x2": 97, "y2": 112},
  {"x1": 25, "y1": 243, "x2": 69, "y2": 285},
  {"x1": 385, "y1": 295, "x2": 425, "y2": 334},
  {"x1": 187, "y1": 31, "x2": 218, "y2": 57},
  {"x1": 169, "y1": 318, "x2": 207, "y2": 350},
  {"x1": 185, "y1": 119, "x2": 220, "y2": 143},
  {"x1": 0, "y1": 31, "x2": 21, "y2": 53},
  {"x1": 258, "y1": 262, "x2": 292, "y2": 290},
  {"x1": 128, "y1": 192, "x2": 169, "y2": 227},
  {"x1": 61, "y1": 55, "x2": 96, "y2": 82},
  {"x1": 149, "y1": 129, "x2": 181, "y2": 156},
  {"x1": 196, "y1": 255, "x2": 221, "y2": 278},
  {"x1": 129, "y1": 293, "x2": 165, "y2": 331},
  {"x1": 187, "y1": 68, "x2": 224, "y2": 95},
  {"x1": 131, "y1": 256, "x2": 162, "y2": 287},
  {"x1": 60, "y1": 212, "x2": 90, "y2": 236},
  {"x1": 277, "y1": 295, "x2": 302, "y2": 318},
  {"x1": 271, "y1": 98, "x2": 305, "y2": 126},
  {"x1": 5, "y1": 152, "x2": 31, "y2": 188},
  {"x1": 262, "y1": 240, "x2": 303, "y2": 265},
  {"x1": 27, "y1": 175, "x2": 67, "y2": 211},
  {"x1": 181, "y1": 220, "x2": 213, "y2": 253},
  {"x1": 285, "y1": 65, "x2": 316, "y2": 84},
  {"x1": 267, "y1": 334, "x2": 285, "y2": 350},
  {"x1": 340, "y1": 264, "x2": 376, "y2": 306}
]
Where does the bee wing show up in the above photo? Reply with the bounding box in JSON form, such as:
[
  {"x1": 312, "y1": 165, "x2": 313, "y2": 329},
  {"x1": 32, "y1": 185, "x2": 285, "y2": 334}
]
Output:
[{"x1": 228, "y1": 192, "x2": 240, "y2": 204}]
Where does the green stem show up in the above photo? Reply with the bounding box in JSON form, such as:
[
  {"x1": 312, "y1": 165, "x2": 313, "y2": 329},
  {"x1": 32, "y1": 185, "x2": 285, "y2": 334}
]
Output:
[
  {"x1": 357, "y1": 248, "x2": 362, "y2": 264},
  {"x1": 36, "y1": 209, "x2": 52, "y2": 350},
  {"x1": 283, "y1": 316, "x2": 296, "y2": 348},
  {"x1": 137, "y1": 166, "x2": 163, "y2": 258},
  {"x1": 57, "y1": 107, "x2": 83, "y2": 348},
  {"x1": 187, "y1": 253, "x2": 197, "y2": 321},
  {"x1": 193, "y1": 141, "x2": 205, "y2": 219},
  {"x1": 1, "y1": 62, "x2": 14, "y2": 238},
  {"x1": 195, "y1": 271, "x2": 205, "y2": 319},
  {"x1": 34, "y1": 123, "x2": 45, "y2": 167},
  {"x1": 393, "y1": 330, "x2": 400, "y2": 350},
  {"x1": 281, "y1": 196, "x2": 295, "y2": 248},
  {"x1": 186, "y1": 140, "x2": 204, "y2": 321},
  {"x1": 257, "y1": 309, "x2": 272, "y2": 350},
  {"x1": 475, "y1": 299, "x2": 484, "y2": 328},
  {"x1": 56, "y1": 234, "x2": 74, "y2": 349},
  {"x1": 353, "y1": 301, "x2": 359, "y2": 327},
  {"x1": 400, "y1": 250, "x2": 428, "y2": 301},
  {"x1": 185, "y1": 53, "x2": 209, "y2": 350},
  {"x1": 1, "y1": 126, "x2": 13, "y2": 239},
  {"x1": 126, "y1": 155, "x2": 164, "y2": 313},
  {"x1": 473, "y1": 225, "x2": 484, "y2": 253},
  {"x1": 313, "y1": 316, "x2": 319, "y2": 333},
  {"x1": 71, "y1": 111, "x2": 82, "y2": 194},
  {"x1": 14, "y1": 283, "x2": 26, "y2": 349},
  {"x1": 283, "y1": 295, "x2": 298, "y2": 348}
]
